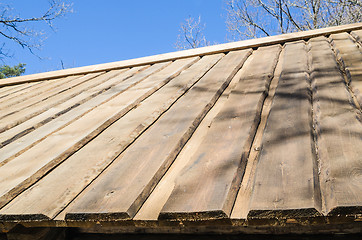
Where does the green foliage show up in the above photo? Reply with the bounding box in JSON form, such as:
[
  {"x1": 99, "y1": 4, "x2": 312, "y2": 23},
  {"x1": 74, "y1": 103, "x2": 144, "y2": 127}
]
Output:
[{"x1": 0, "y1": 63, "x2": 26, "y2": 79}]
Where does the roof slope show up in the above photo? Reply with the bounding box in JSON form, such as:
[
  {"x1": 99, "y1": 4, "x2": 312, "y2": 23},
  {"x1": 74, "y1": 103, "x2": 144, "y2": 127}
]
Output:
[{"x1": 0, "y1": 23, "x2": 361, "y2": 234}]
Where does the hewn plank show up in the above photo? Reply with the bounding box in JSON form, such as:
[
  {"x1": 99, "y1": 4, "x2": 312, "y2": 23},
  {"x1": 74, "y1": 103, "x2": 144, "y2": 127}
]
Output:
[
  {"x1": 329, "y1": 32, "x2": 362, "y2": 107},
  {"x1": 309, "y1": 37, "x2": 362, "y2": 216},
  {"x1": 0, "y1": 64, "x2": 166, "y2": 165},
  {"x1": 248, "y1": 41, "x2": 322, "y2": 219},
  {"x1": 0, "y1": 54, "x2": 223, "y2": 221},
  {"x1": 1, "y1": 23, "x2": 361, "y2": 87},
  {"x1": 350, "y1": 29, "x2": 362, "y2": 44},
  {"x1": 0, "y1": 72, "x2": 105, "y2": 132},
  {"x1": 159, "y1": 45, "x2": 281, "y2": 221},
  {"x1": 0, "y1": 66, "x2": 148, "y2": 148},
  {"x1": 0, "y1": 75, "x2": 83, "y2": 110},
  {"x1": 134, "y1": 54, "x2": 259, "y2": 221},
  {"x1": 0, "y1": 82, "x2": 41, "y2": 99},
  {"x1": 0, "y1": 57, "x2": 198, "y2": 209},
  {"x1": 231, "y1": 48, "x2": 285, "y2": 220},
  {"x1": 64, "y1": 50, "x2": 252, "y2": 221},
  {"x1": 0, "y1": 75, "x2": 83, "y2": 117},
  {"x1": 0, "y1": 80, "x2": 52, "y2": 105}
]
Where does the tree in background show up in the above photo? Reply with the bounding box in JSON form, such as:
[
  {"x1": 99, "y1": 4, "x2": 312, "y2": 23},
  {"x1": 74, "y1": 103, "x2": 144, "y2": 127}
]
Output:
[
  {"x1": 0, "y1": 63, "x2": 26, "y2": 79},
  {"x1": 225, "y1": 0, "x2": 362, "y2": 39},
  {"x1": 175, "y1": 16, "x2": 210, "y2": 50},
  {"x1": 0, "y1": 0, "x2": 72, "y2": 78},
  {"x1": 176, "y1": 0, "x2": 361, "y2": 48}
]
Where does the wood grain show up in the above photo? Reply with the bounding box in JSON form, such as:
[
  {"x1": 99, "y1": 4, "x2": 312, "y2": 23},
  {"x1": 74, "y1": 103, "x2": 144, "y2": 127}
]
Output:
[
  {"x1": 248, "y1": 41, "x2": 322, "y2": 219},
  {"x1": 0, "y1": 76, "x2": 83, "y2": 112},
  {"x1": 134, "y1": 56, "x2": 246, "y2": 221},
  {"x1": 159, "y1": 45, "x2": 281, "y2": 221},
  {"x1": 0, "y1": 82, "x2": 45, "y2": 102},
  {"x1": 329, "y1": 32, "x2": 362, "y2": 107},
  {"x1": 64, "y1": 50, "x2": 252, "y2": 221},
  {"x1": 309, "y1": 37, "x2": 362, "y2": 216},
  {"x1": 1, "y1": 23, "x2": 361, "y2": 87},
  {"x1": 0, "y1": 57, "x2": 197, "y2": 209},
  {"x1": 0, "y1": 72, "x2": 105, "y2": 133},
  {"x1": 230, "y1": 48, "x2": 285, "y2": 220},
  {"x1": 0, "y1": 66, "x2": 149, "y2": 149},
  {"x1": 350, "y1": 29, "x2": 362, "y2": 44},
  {"x1": 0, "y1": 54, "x2": 223, "y2": 221}
]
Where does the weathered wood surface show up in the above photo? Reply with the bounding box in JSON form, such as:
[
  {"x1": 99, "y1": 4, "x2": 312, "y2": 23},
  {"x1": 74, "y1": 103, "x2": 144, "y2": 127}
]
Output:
[
  {"x1": 230, "y1": 48, "x2": 285, "y2": 220},
  {"x1": 0, "y1": 83, "x2": 32, "y2": 96},
  {"x1": 0, "y1": 65, "x2": 150, "y2": 150},
  {"x1": 0, "y1": 75, "x2": 82, "y2": 117},
  {"x1": 133, "y1": 58, "x2": 246, "y2": 221},
  {"x1": 0, "y1": 81, "x2": 46, "y2": 104},
  {"x1": 64, "y1": 50, "x2": 252, "y2": 221},
  {"x1": 329, "y1": 32, "x2": 362, "y2": 107},
  {"x1": 351, "y1": 29, "x2": 362, "y2": 43},
  {"x1": 0, "y1": 72, "x2": 105, "y2": 133},
  {"x1": 0, "y1": 54, "x2": 223, "y2": 221},
  {"x1": 0, "y1": 57, "x2": 197, "y2": 209},
  {"x1": 0, "y1": 27, "x2": 361, "y2": 230},
  {"x1": 1, "y1": 23, "x2": 361, "y2": 87},
  {"x1": 0, "y1": 75, "x2": 83, "y2": 112},
  {"x1": 309, "y1": 37, "x2": 362, "y2": 216},
  {"x1": 159, "y1": 45, "x2": 281, "y2": 221},
  {"x1": 248, "y1": 41, "x2": 322, "y2": 219}
]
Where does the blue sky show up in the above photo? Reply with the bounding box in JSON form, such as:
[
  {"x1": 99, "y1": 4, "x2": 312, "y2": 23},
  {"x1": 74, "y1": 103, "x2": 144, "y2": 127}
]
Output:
[{"x1": 4, "y1": 0, "x2": 228, "y2": 75}]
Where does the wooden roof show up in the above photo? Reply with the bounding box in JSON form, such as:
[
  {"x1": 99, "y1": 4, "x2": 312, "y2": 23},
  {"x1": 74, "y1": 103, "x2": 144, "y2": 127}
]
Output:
[{"x1": 0, "y1": 23, "x2": 361, "y2": 235}]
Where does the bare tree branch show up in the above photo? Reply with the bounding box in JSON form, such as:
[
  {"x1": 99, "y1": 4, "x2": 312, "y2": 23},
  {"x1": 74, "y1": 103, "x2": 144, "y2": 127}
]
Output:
[
  {"x1": 226, "y1": 0, "x2": 362, "y2": 40},
  {"x1": 175, "y1": 16, "x2": 210, "y2": 50},
  {"x1": 0, "y1": 0, "x2": 72, "y2": 59}
]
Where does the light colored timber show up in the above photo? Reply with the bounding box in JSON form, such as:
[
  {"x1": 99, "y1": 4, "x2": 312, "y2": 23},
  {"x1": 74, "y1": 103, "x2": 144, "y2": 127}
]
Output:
[
  {"x1": 329, "y1": 32, "x2": 362, "y2": 107},
  {"x1": 309, "y1": 37, "x2": 362, "y2": 216},
  {"x1": 0, "y1": 72, "x2": 105, "y2": 133},
  {"x1": 350, "y1": 29, "x2": 362, "y2": 44},
  {"x1": 0, "y1": 65, "x2": 151, "y2": 162},
  {"x1": 159, "y1": 45, "x2": 281, "y2": 221},
  {"x1": 0, "y1": 82, "x2": 41, "y2": 99},
  {"x1": 1, "y1": 23, "x2": 361, "y2": 87},
  {"x1": 0, "y1": 80, "x2": 58, "y2": 106},
  {"x1": 0, "y1": 65, "x2": 150, "y2": 148},
  {"x1": 0, "y1": 57, "x2": 198, "y2": 209},
  {"x1": 0, "y1": 75, "x2": 84, "y2": 111},
  {"x1": 0, "y1": 54, "x2": 223, "y2": 221},
  {"x1": 248, "y1": 41, "x2": 322, "y2": 219},
  {"x1": 134, "y1": 52, "x2": 264, "y2": 221},
  {"x1": 231, "y1": 48, "x2": 285, "y2": 220},
  {"x1": 64, "y1": 50, "x2": 252, "y2": 221}
]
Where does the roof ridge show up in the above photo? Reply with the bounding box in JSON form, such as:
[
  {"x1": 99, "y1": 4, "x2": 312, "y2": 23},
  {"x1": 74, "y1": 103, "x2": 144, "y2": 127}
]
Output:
[{"x1": 1, "y1": 22, "x2": 362, "y2": 87}]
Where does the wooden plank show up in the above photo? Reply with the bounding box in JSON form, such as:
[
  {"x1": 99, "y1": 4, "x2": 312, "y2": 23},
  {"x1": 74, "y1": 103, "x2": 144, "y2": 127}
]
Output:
[
  {"x1": 0, "y1": 82, "x2": 41, "y2": 99},
  {"x1": 309, "y1": 37, "x2": 362, "y2": 216},
  {"x1": 1, "y1": 23, "x2": 361, "y2": 87},
  {"x1": 0, "y1": 64, "x2": 166, "y2": 165},
  {"x1": 0, "y1": 57, "x2": 198, "y2": 209},
  {"x1": 0, "y1": 75, "x2": 83, "y2": 110},
  {"x1": 134, "y1": 53, "x2": 263, "y2": 221},
  {"x1": 329, "y1": 32, "x2": 362, "y2": 107},
  {"x1": 248, "y1": 41, "x2": 322, "y2": 219},
  {"x1": 159, "y1": 45, "x2": 281, "y2": 221},
  {"x1": 64, "y1": 50, "x2": 252, "y2": 221},
  {"x1": 0, "y1": 72, "x2": 106, "y2": 133},
  {"x1": 350, "y1": 29, "x2": 362, "y2": 44},
  {"x1": 0, "y1": 54, "x2": 223, "y2": 221},
  {"x1": 0, "y1": 81, "x2": 52, "y2": 105},
  {"x1": 0, "y1": 75, "x2": 82, "y2": 117},
  {"x1": 231, "y1": 48, "x2": 285, "y2": 220},
  {"x1": 0, "y1": 66, "x2": 149, "y2": 148}
]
